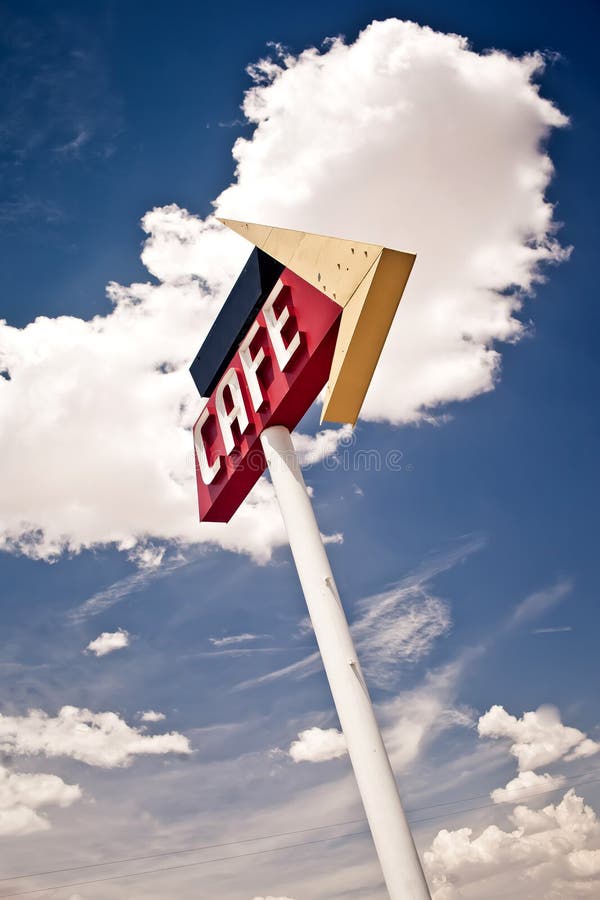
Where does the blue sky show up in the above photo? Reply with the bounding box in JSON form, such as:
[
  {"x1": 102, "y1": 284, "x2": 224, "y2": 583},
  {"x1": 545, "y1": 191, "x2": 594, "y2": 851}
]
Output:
[{"x1": 0, "y1": 1, "x2": 599, "y2": 898}]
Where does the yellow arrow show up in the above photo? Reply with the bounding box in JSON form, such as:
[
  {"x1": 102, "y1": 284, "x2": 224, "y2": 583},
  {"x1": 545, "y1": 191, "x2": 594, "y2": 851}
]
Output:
[{"x1": 218, "y1": 219, "x2": 415, "y2": 425}]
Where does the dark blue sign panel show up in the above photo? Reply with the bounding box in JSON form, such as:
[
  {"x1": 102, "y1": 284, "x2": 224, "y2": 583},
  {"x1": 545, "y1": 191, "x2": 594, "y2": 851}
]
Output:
[{"x1": 189, "y1": 248, "x2": 284, "y2": 397}]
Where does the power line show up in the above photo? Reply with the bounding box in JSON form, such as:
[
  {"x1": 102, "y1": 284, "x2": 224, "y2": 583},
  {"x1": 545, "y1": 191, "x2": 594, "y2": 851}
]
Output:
[
  {"x1": 2, "y1": 767, "x2": 599, "y2": 895},
  {"x1": 0, "y1": 817, "x2": 367, "y2": 882},
  {"x1": 0, "y1": 829, "x2": 370, "y2": 898},
  {"x1": 3, "y1": 768, "x2": 599, "y2": 884}
]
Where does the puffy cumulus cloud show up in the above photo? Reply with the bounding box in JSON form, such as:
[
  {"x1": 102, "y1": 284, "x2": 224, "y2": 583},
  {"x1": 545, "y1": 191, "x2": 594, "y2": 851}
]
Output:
[
  {"x1": 0, "y1": 764, "x2": 81, "y2": 836},
  {"x1": 139, "y1": 710, "x2": 166, "y2": 722},
  {"x1": 478, "y1": 705, "x2": 600, "y2": 771},
  {"x1": 138, "y1": 205, "x2": 243, "y2": 290},
  {"x1": 0, "y1": 253, "x2": 288, "y2": 562},
  {"x1": 85, "y1": 628, "x2": 130, "y2": 656},
  {"x1": 0, "y1": 19, "x2": 568, "y2": 563},
  {"x1": 426, "y1": 702, "x2": 600, "y2": 898},
  {"x1": 0, "y1": 706, "x2": 191, "y2": 768},
  {"x1": 569, "y1": 849, "x2": 600, "y2": 878},
  {"x1": 491, "y1": 769, "x2": 566, "y2": 804},
  {"x1": 218, "y1": 20, "x2": 569, "y2": 424},
  {"x1": 425, "y1": 790, "x2": 600, "y2": 899},
  {"x1": 288, "y1": 727, "x2": 347, "y2": 763}
]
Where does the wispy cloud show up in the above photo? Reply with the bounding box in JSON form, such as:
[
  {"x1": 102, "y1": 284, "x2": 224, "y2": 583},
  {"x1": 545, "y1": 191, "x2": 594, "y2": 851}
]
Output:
[
  {"x1": 209, "y1": 633, "x2": 268, "y2": 647},
  {"x1": 234, "y1": 651, "x2": 322, "y2": 691},
  {"x1": 532, "y1": 625, "x2": 573, "y2": 634},
  {"x1": 216, "y1": 118, "x2": 247, "y2": 128},
  {"x1": 69, "y1": 554, "x2": 189, "y2": 622},
  {"x1": 182, "y1": 648, "x2": 309, "y2": 660},
  {"x1": 509, "y1": 579, "x2": 572, "y2": 628},
  {"x1": 0, "y1": 13, "x2": 120, "y2": 167},
  {"x1": 235, "y1": 536, "x2": 483, "y2": 692},
  {"x1": 0, "y1": 195, "x2": 63, "y2": 227},
  {"x1": 352, "y1": 586, "x2": 450, "y2": 689},
  {"x1": 389, "y1": 533, "x2": 486, "y2": 596},
  {"x1": 54, "y1": 128, "x2": 91, "y2": 156}
]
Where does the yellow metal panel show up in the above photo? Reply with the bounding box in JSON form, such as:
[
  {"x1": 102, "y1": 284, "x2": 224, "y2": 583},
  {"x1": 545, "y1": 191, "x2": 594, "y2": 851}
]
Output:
[
  {"x1": 218, "y1": 218, "x2": 416, "y2": 427},
  {"x1": 321, "y1": 248, "x2": 416, "y2": 425},
  {"x1": 218, "y1": 218, "x2": 383, "y2": 308}
]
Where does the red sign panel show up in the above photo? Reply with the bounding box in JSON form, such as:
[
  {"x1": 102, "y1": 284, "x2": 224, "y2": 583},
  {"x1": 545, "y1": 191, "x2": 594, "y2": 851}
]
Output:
[{"x1": 193, "y1": 269, "x2": 342, "y2": 522}]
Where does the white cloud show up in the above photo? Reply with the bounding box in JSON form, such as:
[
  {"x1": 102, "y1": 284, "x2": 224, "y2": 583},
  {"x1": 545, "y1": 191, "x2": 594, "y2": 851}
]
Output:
[
  {"x1": 352, "y1": 584, "x2": 451, "y2": 688},
  {"x1": 0, "y1": 706, "x2": 191, "y2": 768},
  {"x1": 509, "y1": 579, "x2": 572, "y2": 627},
  {"x1": 86, "y1": 628, "x2": 130, "y2": 657},
  {"x1": 235, "y1": 538, "x2": 474, "y2": 692},
  {"x1": 128, "y1": 544, "x2": 165, "y2": 570},
  {"x1": 139, "y1": 710, "x2": 166, "y2": 722},
  {"x1": 567, "y1": 739, "x2": 600, "y2": 762},
  {"x1": 0, "y1": 763, "x2": 81, "y2": 836},
  {"x1": 70, "y1": 553, "x2": 189, "y2": 621},
  {"x1": 288, "y1": 727, "x2": 347, "y2": 763},
  {"x1": 425, "y1": 789, "x2": 600, "y2": 899},
  {"x1": 477, "y1": 705, "x2": 600, "y2": 771},
  {"x1": 293, "y1": 425, "x2": 352, "y2": 466},
  {"x1": 532, "y1": 626, "x2": 573, "y2": 634},
  {"x1": 0, "y1": 20, "x2": 567, "y2": 563},
  {"x1": 425, "y1": 703, "x2": 600, "y2": 898},
  {"x1": 0, "y1": 260, "x2": 286, "y2": 562},
  {"x1": 569, "y1": 849, "x2": 600, "y2": 878},
  {"x1": 236, "y1": 583, "x2": 450, "y2": 692},
  {"x1": 209, "y1": 633, "x2": 265, "y2": 647},
  {"x1": 490, "y1": 769, "x2": 566, "y2": 804},
  {"x1": 218, "y1": 22, "x2": 568, "y2": 427},
  {"x1": 382, "y1": 662, "x2": 474, "y2": 770},
  {"x1": 281, "y1": 660, "x2": 470, "y2": 773}
]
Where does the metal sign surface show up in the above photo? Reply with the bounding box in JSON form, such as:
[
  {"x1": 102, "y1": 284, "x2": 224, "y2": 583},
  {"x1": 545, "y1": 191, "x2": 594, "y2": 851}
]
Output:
[
  {"x1": 191, "y1": 221, "x2": 416, "y2": 522},
  {"x1": 193, "y1": 268, "x2": 341, "y2": 522}
]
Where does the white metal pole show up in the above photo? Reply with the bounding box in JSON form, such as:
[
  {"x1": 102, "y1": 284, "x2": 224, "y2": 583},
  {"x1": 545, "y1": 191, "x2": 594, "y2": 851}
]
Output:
[{"x1": 260, "y1": 425, "x2": 431, "y2": 900}]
